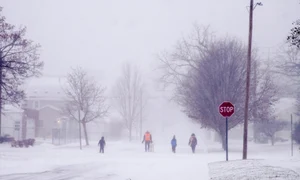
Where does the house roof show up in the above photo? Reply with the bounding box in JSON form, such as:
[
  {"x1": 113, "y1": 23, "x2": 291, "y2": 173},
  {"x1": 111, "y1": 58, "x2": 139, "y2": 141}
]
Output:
[
  {"x1": 38, "y1": 105, "x2": 61, "y2": 112},
  {"x1": 2, "y1": 105, "x2": 24, "y2": 113},
  {"x1": 24, "y1": 76, "x2": 67, "y2": 100}
]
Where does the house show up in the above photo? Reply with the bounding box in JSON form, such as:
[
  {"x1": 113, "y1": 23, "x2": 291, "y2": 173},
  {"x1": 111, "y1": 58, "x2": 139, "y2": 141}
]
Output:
[
  {"x1": 22, "y1": 108, "x2": 38, "y2": 139},
  {"x1": 22, "y1": 76, "x2": 111, "y2": 142},
  {"x1": 1, "y1": 105, "x2": 26, "y2": 140},
  {"x1": 23, "y1": 90, "x2": 68, "y2": 139},
  {"x1": 0, "y1": 76, "x2": 118, "y2": 143},
  {"x1": 37, "y1": 105, "x2": 63, "y2": 138},
  {"x1": 22, "y1": 76, "x2": 78, "y2": 140}
]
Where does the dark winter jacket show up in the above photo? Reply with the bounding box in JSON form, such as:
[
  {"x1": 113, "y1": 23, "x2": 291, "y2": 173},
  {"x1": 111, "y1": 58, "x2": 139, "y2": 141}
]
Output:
[
  {"x1": 98, "y1": 137, "x2": 106, "y2": 147},
  {"x1": 189, "y1": 136, "x2": 197, "y2": 147},
  {"x1": 171, "y1": 138, "x2": 177, "y2": 147}
]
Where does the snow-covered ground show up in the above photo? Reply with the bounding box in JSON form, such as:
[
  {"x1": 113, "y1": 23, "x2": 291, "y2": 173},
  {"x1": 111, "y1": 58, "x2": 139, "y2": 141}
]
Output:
[
  {"x1": 209, "y1": 160, "x2": 300, "y2": 180},
  {"x1": 0, "y1": 140, "x2": 299, "y2": 180}
]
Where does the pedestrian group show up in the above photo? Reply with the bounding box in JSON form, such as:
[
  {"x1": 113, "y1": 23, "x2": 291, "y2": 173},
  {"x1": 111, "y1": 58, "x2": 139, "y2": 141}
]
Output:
[{"x1": 98, "y1": 131, "x2": 198, "y2": 154}]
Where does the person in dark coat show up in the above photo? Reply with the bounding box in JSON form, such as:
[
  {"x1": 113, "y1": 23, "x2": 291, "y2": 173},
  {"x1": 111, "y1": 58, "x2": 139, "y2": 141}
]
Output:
[
  {"x1": 188, "y1": 133, "x2": 197, "y2": 153},
  {"x1": 171, "y1": 135, "x2": 177, "y2": 153},
  {"x1": 98, "y1": 136, "x2": 106, "y2": 153}
]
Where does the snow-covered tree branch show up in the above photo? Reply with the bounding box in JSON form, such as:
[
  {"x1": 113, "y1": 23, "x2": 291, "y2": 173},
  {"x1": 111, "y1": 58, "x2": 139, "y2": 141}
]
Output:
[
  {"x1": 159, "y1": 25, "x2": 277, "y2": 150},
  {"x1": 113, "y1": 63, "x2": 144, "y2": 141},
  {"x1": 63, "y1": 67, "x2": 108, "y2": 146}
]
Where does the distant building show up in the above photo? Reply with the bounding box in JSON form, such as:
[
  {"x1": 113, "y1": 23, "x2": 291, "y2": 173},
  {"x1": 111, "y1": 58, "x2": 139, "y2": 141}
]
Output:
[
  {"x1": 1, "y1": 76, "x2": 119, "y2": 142},
  {"x1": 22, "y1": 108, "x2": 38, "y2": 139},
  {"x1": 21, "y1": 76, "x2": 111, "y2": 142},
  {"x1": 0, "y1": 105, "x2": 35, "y2": 140},
  {"x1": 22, "y1": 81, "x2": 69, "y2": 139}
]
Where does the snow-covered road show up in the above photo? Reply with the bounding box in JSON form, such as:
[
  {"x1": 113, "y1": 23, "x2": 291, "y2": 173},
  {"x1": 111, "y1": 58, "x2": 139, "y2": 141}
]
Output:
[
  {"x1": 0, "y1": 163, "x2": 117, "y2": 180},
  {"x1": 0, "y1": 141, "x2": 212, "y2": 180},
  {"x1": 0, "y1": 140, "x2": 299, "y2": 180}
]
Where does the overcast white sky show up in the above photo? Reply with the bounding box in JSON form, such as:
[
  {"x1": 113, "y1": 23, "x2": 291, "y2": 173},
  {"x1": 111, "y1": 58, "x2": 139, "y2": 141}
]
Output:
[
  {"x1": 1, "y1": 0, "x2": 299, "y2": 131},
  {"x1": 2, "y1": 0, "x2": 299, "y2": 84}
]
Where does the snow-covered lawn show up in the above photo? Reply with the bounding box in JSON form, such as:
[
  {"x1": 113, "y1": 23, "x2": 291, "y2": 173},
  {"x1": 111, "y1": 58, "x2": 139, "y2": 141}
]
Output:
[
  {"x1": 0, "y1": 140, "x2": 299, "y2": 180},
  {"x1": 209, "y1": 160, "x2": 300, "y2": 180}
]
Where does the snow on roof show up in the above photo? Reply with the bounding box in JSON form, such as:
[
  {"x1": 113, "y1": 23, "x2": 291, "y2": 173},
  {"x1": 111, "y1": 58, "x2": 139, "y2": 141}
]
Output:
[
  {"x1": 26, "y1": 88, "x2": 66, "y2": 98},
  {"x1": 24, "y1": 76, "x2": 67, "y2": 96},
  {"x1": 38, "y1": 105, "x2": 61, "y2": 112},
  {"x1": 25, "y1": 76, "x2": 66, "y2": 89},
  {"x1": 2, "y1": 105, "x2": 23, "y2": 113},
  {"x1": 26, "y1": 94, "x2": 67, "y2": 101},
  {"x1": 22, "y1": 76, "x2": 68, "y2": 101}
]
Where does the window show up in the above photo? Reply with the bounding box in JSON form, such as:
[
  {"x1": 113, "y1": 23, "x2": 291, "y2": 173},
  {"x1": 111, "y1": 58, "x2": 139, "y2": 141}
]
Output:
[{"x1": 14, "y1": 121, "x2": 20, "y2": 131}]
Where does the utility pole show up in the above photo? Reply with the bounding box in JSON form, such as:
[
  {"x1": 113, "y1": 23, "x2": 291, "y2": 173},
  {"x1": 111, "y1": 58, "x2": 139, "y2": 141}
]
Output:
[
  {"x1": 243, "y1": 0, "x2": 254, "y2": 160},
  {"x1": 243, "y1": 0, "x2": 263, "y2": 160}
]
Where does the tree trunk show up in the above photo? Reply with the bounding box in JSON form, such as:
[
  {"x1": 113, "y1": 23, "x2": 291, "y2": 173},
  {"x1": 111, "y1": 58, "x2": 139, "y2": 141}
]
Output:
[
  {"x1": 129, "y1": 125, "x2": 132, "y2": 141},
  {"x1": 221, "y1": 135, "x2": 226, "y2": 151},
  {"x1": 219, "y1": 132, "x2": 226, "y2": 151},
  {"x1": 82, "y1": 122, "x2": 89, "y2": 146},
  {"x1": 135, "y1": 125, "x2": 138, "y2": 140},
  {"x1": 253, "y1": 122, "x2": 258, "y2": 143},
  {"x1": 271, "y1": 135, "x2": 275, "y2": 146}
]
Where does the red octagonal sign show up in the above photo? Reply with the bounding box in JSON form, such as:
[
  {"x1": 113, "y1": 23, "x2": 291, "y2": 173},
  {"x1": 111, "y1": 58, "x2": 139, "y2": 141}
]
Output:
[{"x1": 219, "y1": 101, "x2": 235, "y2": 117}]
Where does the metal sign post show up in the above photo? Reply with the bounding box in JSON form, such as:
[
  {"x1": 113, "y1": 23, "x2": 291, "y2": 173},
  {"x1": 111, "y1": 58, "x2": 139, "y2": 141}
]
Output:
[
  {"x1": 226, "y1": 117, "x2": 228, "y2": 161},
  {"x1": 219, "y1": 101, "x2": 235, "y2": 161}
]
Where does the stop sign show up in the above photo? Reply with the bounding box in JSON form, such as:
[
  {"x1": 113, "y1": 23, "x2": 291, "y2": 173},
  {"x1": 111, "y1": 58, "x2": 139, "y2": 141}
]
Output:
[{"x1": 219, "y1": 101, "x2": 235, "y2": 117}]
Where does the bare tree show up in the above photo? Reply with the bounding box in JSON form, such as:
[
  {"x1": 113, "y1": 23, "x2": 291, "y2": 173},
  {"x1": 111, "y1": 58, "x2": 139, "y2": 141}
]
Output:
[
  {"x1": 252, "y1": 59, "x2": 279, "y2": 142},
  {"x1": 276, "y1": 45, "x2": 300, "y2": 121},
  {"x1": 257, "y1": 120, "x2": 287, "y2": 146},
  {"x1": 159, "y1": 25, "x2": 277, "y2": 150},
  {"x1": 0, "y1": 7, "x2": 43, "y2": 134},
  {"x1": 63, "y1": 67, "x2": 108, "y2": 146},
  {"x1": 287, "y1": 19, "x2": 300, "y2": 49},
  {"x1": 275, "y1": 45, "x2": 300, "y2": 111},
  {"x1": 113, "y1": 63, "x2": 144, "y2": 141},
  {"x1": 276, "y1": 45, "x2": 300, "y2": 79}
]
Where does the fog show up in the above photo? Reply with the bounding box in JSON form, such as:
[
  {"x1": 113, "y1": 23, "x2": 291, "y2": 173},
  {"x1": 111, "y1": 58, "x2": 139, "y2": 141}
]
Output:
[
  {"x1": 1, "y1": 0, "x2": 299, "y2": 141},
  {"x1": 2, "y1": 1, "x2": 300, "y2": 179}
]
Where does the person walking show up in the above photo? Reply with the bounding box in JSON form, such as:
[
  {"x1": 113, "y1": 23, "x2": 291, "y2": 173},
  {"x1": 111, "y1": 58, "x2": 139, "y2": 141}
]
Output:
[
  {"x1": 98, "y1": 136, "x2": 106, "y2": 153},
  {"x1": 142, "y1": 131, "x2": 152, "y2": 152},
  {"x1": 188, "y1": 133, "x2": 197, "y2": 153},
  {"x1": 171, "y1": 135, "x2": 177, "y2": 153}
]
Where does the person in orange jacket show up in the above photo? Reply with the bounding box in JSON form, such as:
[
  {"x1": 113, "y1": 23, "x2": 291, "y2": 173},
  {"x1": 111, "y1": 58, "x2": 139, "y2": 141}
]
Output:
[{"x1": 142, "y1": 131, "x2": 152, "y2": 152}]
